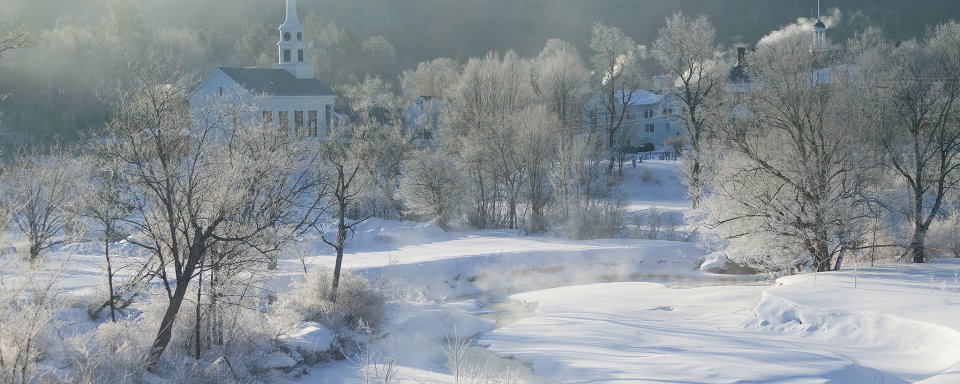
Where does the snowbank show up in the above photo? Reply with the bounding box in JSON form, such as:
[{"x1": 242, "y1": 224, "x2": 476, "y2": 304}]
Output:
[{"x1": 479, "y1": 261, "x2": 960, "y2": 383}]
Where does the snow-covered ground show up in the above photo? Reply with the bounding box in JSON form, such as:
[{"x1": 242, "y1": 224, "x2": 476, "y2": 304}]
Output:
[
  {"x1": 11, "y1": 160, "x2": 960, "y2": 383},
  {"x1": 481, "y1": 261, "x2": 960, "y2": 383}
]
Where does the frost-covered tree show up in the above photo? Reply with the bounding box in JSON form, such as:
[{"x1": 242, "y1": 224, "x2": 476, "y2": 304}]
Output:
[
  {"x1": 444, "y1": 51, "x2": 535, "y2": 229},
  {"x1": 75, "y1": 153, "x2": 131, "y2": 322},
  {"x1": 870, "y1": 23, "x2": 960, "y2": 263},
  {"x1": 338, "y1": 76, "x2": 411, "y2": 219},
  {"x1": 399, "y1": 58, "x2": 462, "y2": 100},
  {"x1": 399, "y1": 149, "x2": 465, "y2": 230},
  {"x1": 531, "y1": 39, "x2": 591, "y2": 126},
  {"x1": 103, "y1": 65, "x2": 329, "y2": 366},
  {"x1": 703, "y1": 33, "x2": 871, "y2": 272},
  {"x1": 514, "y1": 105, "x2": 561, "y2": 233},
  {"x1": 652, "y1": 13, "x2": 725, "y2": 208},
  {"x1": 1, "y1": 146, "x2": 87, "y2": 262},
  {"x1": 0, "y1": 22, "x2": 33, "y2": 61},
  {"x1": 590, "y1": 22, "x2": 645, "y2": 174},
  {"x1": 320, "y1": 124, "x2": 367, "y2": 304}
]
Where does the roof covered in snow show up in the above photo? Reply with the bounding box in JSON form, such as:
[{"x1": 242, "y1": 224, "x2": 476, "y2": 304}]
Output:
[
  {"x1": 218, "y1": 67, "x2": 335, "y2": 97},
  {"x1": 619, "y1": 90, "x2": 662, "y2": 106}
]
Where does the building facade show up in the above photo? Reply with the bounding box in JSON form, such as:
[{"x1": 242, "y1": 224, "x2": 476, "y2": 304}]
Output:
[
  {"x1": 188, "y1": 0, "x2": 336, "y2": 138},
  {"x1": 584, "y1": 88, "x2": 685, "y2": 151}
]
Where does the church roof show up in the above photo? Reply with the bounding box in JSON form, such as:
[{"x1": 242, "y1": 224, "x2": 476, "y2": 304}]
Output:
[{"x1": 218, "y1": 67, "x2": 335, "y2": 97}]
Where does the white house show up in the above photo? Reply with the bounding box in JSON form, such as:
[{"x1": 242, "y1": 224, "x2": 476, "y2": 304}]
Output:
[
  {"x1": 188, "y1": 0, "x2": 336, "y2": 138},
  {"x1": 403, "y1": 96, "x2": 443, "y2": 147},
  {"x1": 584, "y1": 87, "x2": 685, "y2": 151}
]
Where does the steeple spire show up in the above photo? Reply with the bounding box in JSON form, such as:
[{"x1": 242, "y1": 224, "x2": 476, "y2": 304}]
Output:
[
  {"x1": 283, "y1": 0, "x2": 302, "y2": 29},
  {"x1": 812, "y1": 0, "x2": 827, "y2": 52},
  {"x1": 273, "y1": 0, "x2": 314, "y2": 79}
]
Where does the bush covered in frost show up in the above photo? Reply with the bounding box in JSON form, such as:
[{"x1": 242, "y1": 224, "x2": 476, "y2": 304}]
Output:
[{"x1": 276, "y1": 269, "x2": 387, "y2": 334}]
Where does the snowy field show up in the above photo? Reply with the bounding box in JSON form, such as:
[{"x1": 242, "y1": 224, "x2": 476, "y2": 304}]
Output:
[
  {"x1": 8, "y1": 160, "x2": 960, "y2": 383},
  {"x1": 481, "y1": 262, "x2": 960, "y2": 383},
  {"x1": 289, "y1": 161, "x2": 960, "y2": 383}
]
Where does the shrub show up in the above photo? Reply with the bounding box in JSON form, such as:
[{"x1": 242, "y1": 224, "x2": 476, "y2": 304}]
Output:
[
  {"x1": 70, "y1": 320, "x2": 151, "y2": 383},
  {"x1": 558, "y1": 199, "x2": 627, "y2": 240},
  {"x1": 134, "y1": 285, "x2": 280, "y2": 383},
  {"x1": 928, "y1": 216, "x2": 960, "y2": 258},
  {"x1": 276, "y1": 269, "x2": 387, "y2": 334},
  {"x1": 0, "y1": 276, "x2": 58, "y2": 383}
]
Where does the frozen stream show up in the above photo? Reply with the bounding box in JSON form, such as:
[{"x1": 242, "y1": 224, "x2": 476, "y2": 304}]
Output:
[{"x1": 455, "y1": 273, "x2": 769, "y2": 383}]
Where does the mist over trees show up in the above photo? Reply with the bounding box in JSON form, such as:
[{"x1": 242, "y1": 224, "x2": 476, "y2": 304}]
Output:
[{"x1": 2, "y1": 0, "x2": 959, "y2": 144}]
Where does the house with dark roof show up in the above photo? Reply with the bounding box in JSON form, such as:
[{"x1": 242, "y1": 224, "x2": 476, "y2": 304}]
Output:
[{"x1": 188, "y1": 0, "x2": 336, "y2": 138}]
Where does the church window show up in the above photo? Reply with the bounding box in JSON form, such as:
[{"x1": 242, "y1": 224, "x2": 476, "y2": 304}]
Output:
[
  {"x1": 325, "y1": 105, "x2": 333, "y2": 132},
  {"x1": 308, "y1": 111, "x2": 318, "y2": 137},
  {"x1": 262, "y1": 111, "x2": 272, "y2": 126},
  {"x1": 295, "y1": 111, "x2": 304, "y2": 135},
  {"x1": 279, "y1": 111, "x2": 289, "y2": 131},
  {"x1": 218, "y1": 87, "x2": 224, "y2": 97},
  {"x1": 284, "y1": 50, "x2": 291, "y2": 63},
  {"x1": 298, "y1": 49, "x2": 304, "y2": 62},
  {"x1": 283, "y1": 32, "x2": 291, "y2": 41}
]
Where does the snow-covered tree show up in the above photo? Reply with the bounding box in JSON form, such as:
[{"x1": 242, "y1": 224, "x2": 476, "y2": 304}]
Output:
[
  {"x1": 1, "y1": 146, "x2": 87, "y2": 261},
  {"x1": 399, "y1": 149, "x2": 465, "y2": 230},
  {"x1": 531, "y1": 39, "x2": 591, "y2": 126},
  {"x1": 102, "y1": 65, "x2": 329, "y2": 366},
  {"x1": 399, "y1": 57, "x2": 462, "y2": 100},
  {"x1": 652, "y1": 12, "x2": 725, "y2": 208},
  {"x1": 514, "y1": 105, "x2": 561, "y2": 233},
  {"x1": 870, "y1": 22, "x2": 960, "y2": 263},
  {"x1": 443, "y1": 51, "x2": 535, "y2": 229},
  {"x1": 703, "y1": 33, "x2": 871, "y2": 272},
  {"x1": 589, "y1": 22, "x2": 645, "y2": 174},
  {"x1": 338, "y1": 76, "x2": 411, "y2": 219}
]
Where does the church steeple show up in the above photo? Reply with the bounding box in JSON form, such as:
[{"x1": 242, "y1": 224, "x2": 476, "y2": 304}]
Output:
[
  {"x1": 812, "y1": 0, "x2": 827, "y2": 52},
  {"x1": 273, "y1": 0, "x2": 314, "y2": 79}
]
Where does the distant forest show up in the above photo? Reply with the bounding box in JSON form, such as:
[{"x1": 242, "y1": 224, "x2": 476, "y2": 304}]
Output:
[{"x1": 1, "y1": 0, "x2": 958, "y2": 141}]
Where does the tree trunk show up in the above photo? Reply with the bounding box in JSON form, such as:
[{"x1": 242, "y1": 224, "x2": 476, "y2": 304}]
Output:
[
  {"x1": 331, "y1": 198, "x2": 347, "y2": 303},
  {"x1": 689, "y1": 158, "x2": 701, "y2": 209},
  {"x1": 911, "y1": 226, "x2": 928, "y2": 263},
  {"x1": 194, "y1": 265, "x2": 203, "y2": 359},
  {"x1": 148, "y1": 276, "x2": 191, "y2": 367},
  {"x1": 833, "y1": 247, "x2": 847, "y2": 271},
  {"x1": 811, "y1": 237, "x2": 832, "y2": 272},
  {"x1": 105, "y1": 228, "x2": 116, "y2": 323},
  {"x1": 688, "y1": 130, "x2": 703, "y2": 209},
  {"x1": 148, "y1": 243, "x2": 202, "y2": 368}
]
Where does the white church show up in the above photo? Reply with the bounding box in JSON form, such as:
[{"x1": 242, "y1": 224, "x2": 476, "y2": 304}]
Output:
[{"x1": 188, "y1": 0, "x2": 336, "y2": 138}]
